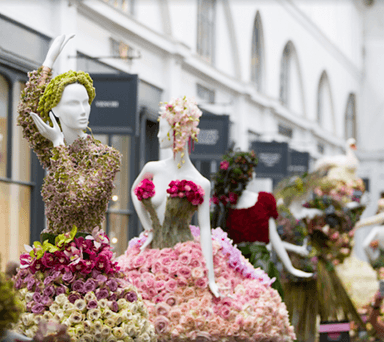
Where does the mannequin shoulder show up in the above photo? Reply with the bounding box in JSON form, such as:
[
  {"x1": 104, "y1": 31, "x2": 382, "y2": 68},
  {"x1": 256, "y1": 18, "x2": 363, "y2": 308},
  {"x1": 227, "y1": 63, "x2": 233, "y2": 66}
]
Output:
[
  {"x1": 236, "y1": 190, "x2": 258, "y2": 209},
  {"x1": 140, "y1": 160, "x2": 168, "y2": 176}
]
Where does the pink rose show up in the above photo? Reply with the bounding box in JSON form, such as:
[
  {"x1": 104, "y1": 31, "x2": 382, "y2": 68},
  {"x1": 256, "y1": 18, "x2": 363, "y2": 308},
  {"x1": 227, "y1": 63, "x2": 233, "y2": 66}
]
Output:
[
  {"x1": 195, "y1": 277, "x2": 208, "y2": 289},
  {"x1": 169, "y1": 308, "x2": 182, "y2": 322},
  {"x1": 154, "y1": 315, "x2": 170, "y2": 334},
  {"x1": 182, "y1": 287, "x2": 195, "y2": 300},
  {"x1": 156, "y1": 302, "x2": 171, "y2": 316},
  {"x1": 177, "y1": 266, "x2": 192, "y2": 279},
  {"x1": 164, "y1": 279, "x2": 178, "y2": 292},
  {"x1": 220, "y1": 160, "x2": 229, "y2": 170},
  {"x1": 164, "y1": 293, "x2": 178, "y2": 307},
  {"x1": 191, "y1": 267, "x2": 204, "y2": 279},
  {"x1": 179, "y1": 253, "x2": 191, "y2": 265},
  {"x1": 133, "y1": 255, "x2": 146, "y2": 268}
]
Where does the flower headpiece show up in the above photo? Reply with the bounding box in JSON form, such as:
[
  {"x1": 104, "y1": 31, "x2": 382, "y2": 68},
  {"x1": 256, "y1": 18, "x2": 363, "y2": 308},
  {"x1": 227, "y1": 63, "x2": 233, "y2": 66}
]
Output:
[{"x1": 159, "y1": 96, "x2": 202, "y2": 168}]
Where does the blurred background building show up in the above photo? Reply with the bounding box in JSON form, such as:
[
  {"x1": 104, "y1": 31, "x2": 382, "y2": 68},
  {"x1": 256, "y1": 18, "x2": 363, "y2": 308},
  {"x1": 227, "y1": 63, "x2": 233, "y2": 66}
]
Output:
[{"x1": 0, "y1": 0, "x2": 381, "y2": 266}]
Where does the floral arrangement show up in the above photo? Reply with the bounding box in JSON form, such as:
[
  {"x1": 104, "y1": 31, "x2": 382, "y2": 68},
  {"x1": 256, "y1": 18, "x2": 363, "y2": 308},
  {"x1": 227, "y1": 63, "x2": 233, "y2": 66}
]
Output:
[
  {"x1": 159, "y1": 97, "x2": 202, "y2": 168},
  {"x1": 119, "y1": 227, "x2": 295, "y2": 342},
  {"x1": 13, "y1": 226, "x2": 156, "y2": 341},
  {"x1": 167, "y1": 180, "x2": 205, "y2": 206},
  {"x1": 42, "y1": 135, "x2": 121, "y2": 234},
  {"x1": 0, "y1": 265, "x2": 24, "y2": 337},
  {"x1": 134, "y1": 179, "x2": 155, "y2": 201},
  {"x1": 211, "y1": 150, "x2": 258, "y2": 229}
]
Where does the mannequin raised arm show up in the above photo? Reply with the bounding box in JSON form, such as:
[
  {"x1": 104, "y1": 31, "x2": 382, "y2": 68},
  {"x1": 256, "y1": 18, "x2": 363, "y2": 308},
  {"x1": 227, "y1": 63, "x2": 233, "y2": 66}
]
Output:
[
  {"x1": 355, "y1": 212, "x2": 384, "y2": 231},
  {"x1": 42, "y1": 34, "x2": 74, "y2": 69},
  {"x1": 281, "y1": 237, "x2": 309, "y2": 257},
  {"x1": 363, "y1": 226, "x2": 383, "y2": 262},
  {"x1": 269, "y1": 218, "x2": 313, "y2": 278},
  {"x1": 198, "y1": 178, "x2": 220, "y2": 298}
]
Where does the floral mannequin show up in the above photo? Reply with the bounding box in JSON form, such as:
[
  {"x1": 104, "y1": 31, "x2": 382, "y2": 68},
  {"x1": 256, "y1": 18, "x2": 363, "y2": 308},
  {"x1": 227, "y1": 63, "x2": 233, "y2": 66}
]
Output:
[
  {"x1": 211, "y1": 151, "x2": 312, "y2": 298},
  {"x1": 132, "y1": 115, "x2": 220, "y2": 297},
  {"x1": 13, "y1": 35, "x2": 156, "y2": 341},
  {"x1": 118, "y1": 98, "x2": 297, "y2": 341}
]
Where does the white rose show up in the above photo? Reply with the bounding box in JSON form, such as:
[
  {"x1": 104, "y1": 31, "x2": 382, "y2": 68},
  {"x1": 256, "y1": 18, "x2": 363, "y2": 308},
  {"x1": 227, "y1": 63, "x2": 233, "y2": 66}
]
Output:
[
  {"x1": 87, "y1": 308, "x2": 101, "y2": 321},
  {"x1": 75, "y1": 323, "x2": 85, "y2": 336},
  {"x1": 84, "y1": 292, "x2": 96, "y2": 302},
  {"x1": 24, "y1": 292, "x2": 34, "y2": 303},
  {"x1": 103, "y1": 309, "x2": 113, "y2": 319},
  {"x1": 55, "y1": 293, "x2": 68, "y2": 306},
  {"x1": 74, "y1": 299, "x2": 87, "y2": 312},
  {"x1": 62, "y1": 302, "x2": 75, "y2": 313},
  {"x1": 104, "y1": 317, "x2": 116, "y2": 327},
  {"x1": 81, "y1": 333, "x2": 93, "y2": 342},
  {"x1": 94, "y1": 330, "x2": 103, "y2": 341},
  {"x1": 21, "y1": 313, "x2": 34, "y2": 327},
  {"x1": 69, "y1": 310, "x2": 83, "y2": 324},
  {"x1": 43, "y1": 311, "x2": 53, "y2": 321},
  {"x1": 83, "y1": 320, "x2": 93, "y2": 333},
  {"x1": 106, "y1": 336, "x2": 117, "y2": 342},
  {"x1": 24, "y1": 328, "x2": 34, "y2": 338},
  {"x1": 117, "y1": 298, "x2": 128, "y2": 310},
  {"x1": 98, "y1": 298, "x2": 108, "y2": 308},
  {"x1": 112, "y1": 327, "x2": 125, "y2": 339},
  {"x1": 93, "y1": 319, "x2": 103, "y2": 331},
  {"x1": 137, "y1": 332, "x2": 151, "y2": 342},
  {"x1": 101, "y1": 324, "x2": 111, "y2": 336},
  {"x1": 49, "y1": 302, "x2": 60, "y2": 313}
]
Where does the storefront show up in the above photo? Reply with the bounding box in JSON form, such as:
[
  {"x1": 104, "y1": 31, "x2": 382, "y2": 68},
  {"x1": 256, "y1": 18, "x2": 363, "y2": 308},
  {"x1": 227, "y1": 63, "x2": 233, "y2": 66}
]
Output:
[{"x1": 0, "y1": 14, "x2": 50, "y2": 269}]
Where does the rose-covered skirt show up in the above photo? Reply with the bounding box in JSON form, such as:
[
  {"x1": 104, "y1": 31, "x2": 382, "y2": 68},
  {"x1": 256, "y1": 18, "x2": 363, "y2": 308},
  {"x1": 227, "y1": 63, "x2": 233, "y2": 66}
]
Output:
[{"x1": 118, "y1": 227, "x2": 296, "y2": 342}]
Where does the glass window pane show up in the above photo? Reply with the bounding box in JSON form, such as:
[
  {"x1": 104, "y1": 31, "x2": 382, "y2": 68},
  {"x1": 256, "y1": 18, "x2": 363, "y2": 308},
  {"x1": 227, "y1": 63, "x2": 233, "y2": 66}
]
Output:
[
  {"x1": 15, "y1": 82, "x2": 31, "y2": 182},
  {"x1": 0, "y1": 182, "x2": 10, "y2": 270},
  {"x1": 0, "y1": 75, "x2": 9, "y2": 178},
  {"x1": 108, "y1": 213, "x2": 129, "y2": 257},
  {"x1": 110, "y1": 135, "x2": 131, "y2": 210}
]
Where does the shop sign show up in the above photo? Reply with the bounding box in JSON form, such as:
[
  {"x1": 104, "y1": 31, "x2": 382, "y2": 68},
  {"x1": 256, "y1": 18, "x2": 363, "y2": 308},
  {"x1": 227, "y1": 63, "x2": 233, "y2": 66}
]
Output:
[
  {"x1": 289, "y1": 150, "x2": 309, "y2": 175},
  {"x1": 89, "y1": 73, "x2": 138, "y2": 135},
  {"x1": 250, "y1": 141, "x2": 289, "y2": 180},
  {"x1": 192, "y1": 113, "x2": 229, "y2": 156}
]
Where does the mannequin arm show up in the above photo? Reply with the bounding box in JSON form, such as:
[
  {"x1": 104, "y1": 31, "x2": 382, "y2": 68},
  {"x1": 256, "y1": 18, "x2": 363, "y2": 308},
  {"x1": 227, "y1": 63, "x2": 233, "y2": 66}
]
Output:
[
  {"x1": 198, "y1": 179, "x2": 220, "y2": 297},
  {"x1": 131, "y1": 162, "x2": 157, "y2": 250},
  {"x1": 281, "y1": 239, "x2": 309, "y2": 257},
  {"x1": 363, "y1": 226, "x2": 382, "y2": 262},
  {"x1": 269, "y1": 218, "x2": 313, "y2": 278},
  {"x1": 355, "y1": 213, "x2": 384, "y2": 231}
]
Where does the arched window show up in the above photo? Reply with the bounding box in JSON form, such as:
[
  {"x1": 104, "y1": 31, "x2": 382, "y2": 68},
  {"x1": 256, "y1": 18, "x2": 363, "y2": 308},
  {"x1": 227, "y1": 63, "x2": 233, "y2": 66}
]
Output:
[
  {"x1": 197, "y1": 0, "x2": 216, "y2": 63},
  {"x1": 251, "y1": 11, "x2": 263, "y2": 91},
  {"x1": 317, "y1": 71, "x2": 335, "y2": 132},
  {"x1": 279, "y1": 41, "x2": 305, "y2": 116},
  {"x1": 345, "y1": 93, "x2": 356, "y2": 139}
]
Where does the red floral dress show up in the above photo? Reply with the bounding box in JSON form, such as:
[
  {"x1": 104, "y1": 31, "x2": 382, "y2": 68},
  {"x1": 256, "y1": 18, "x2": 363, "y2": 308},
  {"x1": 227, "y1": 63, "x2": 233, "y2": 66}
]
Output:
[{"x1": 227, "y1": 192, "x2": 279, "y2": 244}]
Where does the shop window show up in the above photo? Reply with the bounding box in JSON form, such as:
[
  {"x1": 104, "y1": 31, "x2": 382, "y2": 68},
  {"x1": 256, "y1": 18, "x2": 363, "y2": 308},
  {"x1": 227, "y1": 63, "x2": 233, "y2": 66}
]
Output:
[
  {"x1": 278, "y1": 124, "x2": 293, "y2": 139},
  {"x1": 197, "y1": 0, "x2": 216, "y2": 63},
  {"x1": 0, "y1": 74, "x2": 9, "y2": 178},
  {"x1": 251, "y1": 11, "x2": 264, "y2": 92}
]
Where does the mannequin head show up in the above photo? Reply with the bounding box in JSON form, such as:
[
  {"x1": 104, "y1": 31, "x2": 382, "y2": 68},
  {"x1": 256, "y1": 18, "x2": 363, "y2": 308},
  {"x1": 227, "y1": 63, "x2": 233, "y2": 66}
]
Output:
[
  {"x1": 38, "y1": 70, "x2": 95, "y2": 128},
  {"x1": 158, "y1": 97, "x2": 201, "y2": 155},
  {"x1": 157, "y1": 117, "x2": 174, "y2": 149},
  {"x1": 51, "y1": 83, "x2": 90, "y2": 132}
]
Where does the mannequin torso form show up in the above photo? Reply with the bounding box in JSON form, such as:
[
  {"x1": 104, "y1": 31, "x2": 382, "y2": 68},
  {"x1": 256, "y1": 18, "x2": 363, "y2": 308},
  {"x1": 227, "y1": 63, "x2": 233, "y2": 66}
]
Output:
[{"x1": 233, "y1": 181, "x2": 313, "y2": 279}]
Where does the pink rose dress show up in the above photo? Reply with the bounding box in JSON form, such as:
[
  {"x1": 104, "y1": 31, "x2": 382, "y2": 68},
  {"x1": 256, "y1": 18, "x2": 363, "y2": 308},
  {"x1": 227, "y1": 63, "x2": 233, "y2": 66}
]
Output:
[{"x1": 118, "y1": 179, "x2": 296, "y2": 342}]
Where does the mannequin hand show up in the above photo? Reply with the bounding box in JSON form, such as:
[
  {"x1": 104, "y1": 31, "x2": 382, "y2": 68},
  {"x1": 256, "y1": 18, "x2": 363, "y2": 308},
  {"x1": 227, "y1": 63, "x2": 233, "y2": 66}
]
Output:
[
  {"x1": 290, "y1": 268, "x2": 313, "y2": 279},
  {"x1": 140, "y1": 231, "x2": 153, "y2": 253},
  {"x1": 30, "y1": 112, "x2": 64, "y2": 147},
  {"x1": 296, "y1": 245, "x2": 310, "y2": 257},
  {"x1": 43, "y1": 34, "x2": 75, "y2": 68},
  {"x1": 209, "y1": 280, "x2": 221, "y2": 298}
]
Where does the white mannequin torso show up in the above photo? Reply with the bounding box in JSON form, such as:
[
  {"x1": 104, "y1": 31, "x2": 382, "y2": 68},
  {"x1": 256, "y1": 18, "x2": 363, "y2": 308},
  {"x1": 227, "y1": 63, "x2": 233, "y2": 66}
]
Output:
[{"x1": 235, "y1": 190, "x2": 258, "y2": 209}]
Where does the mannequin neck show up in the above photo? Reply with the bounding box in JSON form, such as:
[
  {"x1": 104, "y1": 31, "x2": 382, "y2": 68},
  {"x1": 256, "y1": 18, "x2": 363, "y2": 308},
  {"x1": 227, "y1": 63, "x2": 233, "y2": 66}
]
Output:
[
  {"x1": 172, "y1": 146, "x2": 193, "y2": 169},
  {"x1": 61, "y1": 123, "x2": 87, "y2": 145}
]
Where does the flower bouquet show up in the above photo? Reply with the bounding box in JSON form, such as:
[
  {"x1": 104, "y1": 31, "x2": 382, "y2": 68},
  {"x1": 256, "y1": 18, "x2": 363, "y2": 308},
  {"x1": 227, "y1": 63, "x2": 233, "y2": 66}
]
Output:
[
  {"x1": 0, "y1": 263, "x2": 24, "y2": 339},
  {"x1": 13, "y1": 226, "x2": 156, "y2": 342},
  {"x1": 119, "y1": 227, "x2": 296, "y2": 342}
]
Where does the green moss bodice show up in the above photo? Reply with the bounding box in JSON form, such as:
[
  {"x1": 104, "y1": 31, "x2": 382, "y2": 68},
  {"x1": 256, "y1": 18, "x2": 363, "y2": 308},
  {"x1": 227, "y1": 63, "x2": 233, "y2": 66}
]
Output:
[{"x1": 17, "y1": 68, "x2": 121, "y2": 234}]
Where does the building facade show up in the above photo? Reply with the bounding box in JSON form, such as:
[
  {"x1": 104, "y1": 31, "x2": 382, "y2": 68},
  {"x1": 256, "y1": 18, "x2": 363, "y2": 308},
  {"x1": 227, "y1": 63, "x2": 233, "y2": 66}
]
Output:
[{"x1": 0, "y1": 0, "x2": 372, "y2": 267}]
